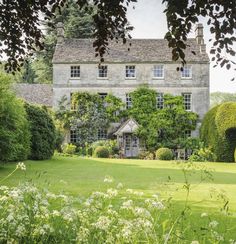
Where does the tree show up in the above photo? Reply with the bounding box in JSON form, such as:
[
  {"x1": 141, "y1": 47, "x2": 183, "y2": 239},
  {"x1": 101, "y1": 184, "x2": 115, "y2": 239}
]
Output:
[
  {"x1": 1, "y1": 0, "x2": 236, "y2": 73},
  {"x1": 210, "y1": 92, "x2": 236, "y2": 108},
  {"x1": 0, "y1": 73, "x2": 30, "y2": 162}
]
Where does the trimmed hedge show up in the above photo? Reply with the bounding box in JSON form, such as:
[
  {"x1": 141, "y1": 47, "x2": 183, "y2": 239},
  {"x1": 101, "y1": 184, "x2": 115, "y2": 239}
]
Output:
[
  {"x1": 200, "y1": 102, "x2": 236, "y2": 162},
  {"x1": 25, "y1": 104, "x2": 56, "y2": 160},
  {"x1": 93, "y1": 146, "x2": 110, "y2": 158},
  {"x1": 155, "y1": 148, "x2": 173, "y2": 160}
]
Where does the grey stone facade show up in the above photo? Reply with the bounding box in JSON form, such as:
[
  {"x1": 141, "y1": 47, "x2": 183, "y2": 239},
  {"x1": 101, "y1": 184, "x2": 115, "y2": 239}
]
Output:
[{"x1": 52, "y1": 24, "x2": 209, "y2": 146}]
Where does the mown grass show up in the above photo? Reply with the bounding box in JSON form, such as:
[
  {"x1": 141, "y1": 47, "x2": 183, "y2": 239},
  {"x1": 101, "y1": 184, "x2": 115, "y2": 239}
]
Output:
[{"x1": 1, "y1": 156, "x2": 236, "y2": 240}]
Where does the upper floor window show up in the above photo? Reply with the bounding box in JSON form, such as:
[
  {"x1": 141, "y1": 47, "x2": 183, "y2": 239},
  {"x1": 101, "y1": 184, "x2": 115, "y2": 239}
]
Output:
[
  {"x1": 181, "y1": 66, "x2": 192, "y2": 78},
  {"x1": 70, "y1": 66, "x2": 80, "y2": 78},
  {"x1": 156, "y1": 93, "x2": 164, "y2": 109},
  {"x1": 182, "y1": 93, "x2": 192, "y2": 111},
  {"x1": 97, "y1": 129, "x2": 107, "y2": 140},
  {"x1": 125, "y1": 65, "x2": 136, "y2": 78},
  {"x1": 126, "y1": 93, "x2": 132, "y2": 109},
  {"x1": 153, "y1": 65, "x2": 164, "y2": 78},
  {"x1": 98, "y1": 65, "x2": 108, "y2": 78}
]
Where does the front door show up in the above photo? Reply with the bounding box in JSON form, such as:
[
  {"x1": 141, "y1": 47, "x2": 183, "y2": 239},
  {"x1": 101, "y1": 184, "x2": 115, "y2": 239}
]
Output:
[{"x1": 124, "y1": 134, "x2": 139, "y2": 157}]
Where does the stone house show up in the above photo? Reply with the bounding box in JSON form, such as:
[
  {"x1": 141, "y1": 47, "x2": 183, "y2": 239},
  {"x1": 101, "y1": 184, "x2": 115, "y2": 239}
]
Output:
[{"x1": 52, "y1": 23, "x2": 209, "y2": 157}]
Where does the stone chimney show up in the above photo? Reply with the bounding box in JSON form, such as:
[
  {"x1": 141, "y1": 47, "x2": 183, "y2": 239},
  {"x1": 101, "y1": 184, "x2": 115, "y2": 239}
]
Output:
[
  {"x1": 56, "y1": 22, "x2": 64, "y2": 44},
  {"x1": 195, "y1": 23, "x2": 206, "y2": 53}
]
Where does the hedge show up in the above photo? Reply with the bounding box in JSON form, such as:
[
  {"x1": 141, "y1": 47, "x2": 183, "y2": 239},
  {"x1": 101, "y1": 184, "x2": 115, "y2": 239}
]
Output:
[
  {"x1": 25, "y1": 104, "x2": 56, "y2": 160},
  {"x1": 155, "y1": 148, "x2": 173, "y2": 160},
  {"x1": 200, "y1": 102, "x2": 236, "y2": 162}
]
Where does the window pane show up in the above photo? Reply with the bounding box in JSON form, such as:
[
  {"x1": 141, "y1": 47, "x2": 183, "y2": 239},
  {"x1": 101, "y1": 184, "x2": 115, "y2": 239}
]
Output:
[
  {"x1": 70, "y1": 66, "x2": 80, "y2": 77},
  {"x1": 182, "y1": 93, "x2": 192, "y2": 111},
  {"x1": 156, "y1": 93, "x2": 164, "y2": 109},
  {"x1": 70, "y1": 130, "x2": 77, "y2": 143},
  {"x1": 125, "y1": 66, "x2": 136, "y2": 78},
  {"x1": 98, "y1": 129, "x2": 107, "y2": 140},
  {"x1": 126, "y1": 93, "x2": 132, "y2": 109},
  {"x1": 153, "y1": 65, "x2": 164, "y2": 78},
  {"x1": 181, "y1": 66, "x2": 192, "y2": 78},
  {"x1": 98, "y1": 65, "x2": 108, "y2": 78}
]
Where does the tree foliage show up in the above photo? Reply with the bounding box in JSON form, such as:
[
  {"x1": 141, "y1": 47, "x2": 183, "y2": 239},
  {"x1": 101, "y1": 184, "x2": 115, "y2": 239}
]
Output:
[
  {"x1": 129, "y1": 86, "x2": 198, "y2": 150},
  {"x1": 210, "y1": 92, "x2": 236, "y2": 108},
  {"x1": 25, "y1": 103, "x2": 56, "y2": 160},
  {"x1": 0, "y1": 73, "x2": 30, "y2": 162}
]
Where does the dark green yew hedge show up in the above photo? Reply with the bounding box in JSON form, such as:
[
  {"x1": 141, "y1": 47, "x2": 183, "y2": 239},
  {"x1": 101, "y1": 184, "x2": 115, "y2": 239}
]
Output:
[
  {"x1": 25, "y1": 104, "x2": 56, "y2": 160},
  {"x1": 200, "y1": 102, "x2": 236, "y2": 162}
]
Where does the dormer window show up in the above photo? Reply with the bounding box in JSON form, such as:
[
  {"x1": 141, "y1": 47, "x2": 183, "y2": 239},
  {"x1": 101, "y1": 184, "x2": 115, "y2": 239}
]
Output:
[
  {"x1": 181, "y1": 66, "x2": 192, "y2": 78},
  {"x1": 70, "y1": 66, "x2": 80, "y2": 78},
  {"x1": 153, "y1": 65, "x2": 164, "y2": 78},
  {"x1": 125, "y1": 65, "x2": 136, "y2": 78},
  {"x1": 98, "y1": 65, "x2": 108, "y2": 78}
]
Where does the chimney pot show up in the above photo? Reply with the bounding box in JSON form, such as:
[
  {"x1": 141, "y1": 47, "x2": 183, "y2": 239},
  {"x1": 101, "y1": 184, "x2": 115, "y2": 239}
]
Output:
[{"x1": 56, "y1": 22, "x2": 64, "y2": 44}]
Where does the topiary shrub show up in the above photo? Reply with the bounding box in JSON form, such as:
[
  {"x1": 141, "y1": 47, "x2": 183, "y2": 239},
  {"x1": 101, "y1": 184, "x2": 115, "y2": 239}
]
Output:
[
  {"x1": 188, "y1": 147, "x2": 216, "y2": 162},
  {"x1": 25, "y1": 103, "x2": 56, "y2": 160},
  {"x1": 0, "y1": 73, "x2": 30, "y2": 162},
  {"x1": 155, "y1": 148, "x2": 173, "y2": 160},
  {"x1": 200, "y1": 102, "x2": 236, "y2": 162},
  {"x1": 93, "y1": 146, "x2": 110, "y2": 158},
  {"x1": 62, "y1": 143, "x2": 76, "y2": 155}
]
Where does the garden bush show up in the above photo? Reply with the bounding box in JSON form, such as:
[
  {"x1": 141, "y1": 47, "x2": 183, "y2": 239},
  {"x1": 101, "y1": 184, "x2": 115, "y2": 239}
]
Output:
[
  {"x1": 93, "y1": 146, "x2": 110, "y2": 158},
  {"x1": 0, "y1": 73, "x2": 30, "y2": 162},
  {"x1": 62, "y1": 143, "x2": 77, "y2": 155},
  {"x1": 25, "y1": 103, "x2": 56, "y2": 160},
  {"x1": 155, "y1": 147, "x2": 173, "y2": 160},
  {"x1": 91, "y1": 140, "x2": 119, "y2": 156},
  {"x1": 138, "y1": 151, "x2": 155, "y2": 160},
  {"x1": 188, "y1": 147, "x2": 216, "y2": 162},
  {"x1": 200, "y1": 102, "x2": 236, "y2": 162}
]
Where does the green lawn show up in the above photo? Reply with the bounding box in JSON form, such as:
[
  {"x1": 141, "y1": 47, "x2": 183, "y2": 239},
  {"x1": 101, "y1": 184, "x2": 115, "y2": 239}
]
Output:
[{"x1": 1, "y1": 155, "x2": 236, "y2": 213}]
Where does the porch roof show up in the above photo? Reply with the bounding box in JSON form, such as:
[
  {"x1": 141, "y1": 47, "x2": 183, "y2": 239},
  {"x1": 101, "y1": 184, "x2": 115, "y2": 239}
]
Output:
[{"x1": 114, "y1": 118, "x2": 139, "y2": 136}]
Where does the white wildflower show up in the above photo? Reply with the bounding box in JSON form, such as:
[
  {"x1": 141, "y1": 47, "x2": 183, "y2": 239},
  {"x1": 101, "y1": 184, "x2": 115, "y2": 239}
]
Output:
[
  {"x1": 229, "y1": 239, "x2": 236, "y2": 244},
  {"x1": 201, "y1": 212, "x2": 208, "y2": 217},
  {"x1": 117, "y1": 182, "x2": 123, "y2": 189},
  {"x1": 107, "y1": 188, "x2": 118, "y2": 198},
  {"x1": 104, "y1": 176, "x2": 114, "y2": 183},
  {"x1": 133, "y1": 191, "x2": 144, "y2": 197},
  {"x1": 209, "y1": 220, "x2": 219, "y2": 228},
  {"x1": 211, "y1": 231, "x2": 224, "y2": 241},
  {"x1": 77, "y1": 227, "x2": 90, "y2": 242},
  {"x1": 121, "y1": 200, "x2": 133, "y2": 209},
  {"x1": 191, "y1": 241, "x2": 200, "y2": 244},
  {"x1": 93, "y1": 216, "x2": 112, "y2": 231},
  {"x1": 126, "y1": 189, "x2": 133, "y2": 194},
  {"x1": 52, "y1": 210, "x2": 60, "y2": 217},
  {"x1": 16, "y1": 162, "x2": 26, "y2": 171}
]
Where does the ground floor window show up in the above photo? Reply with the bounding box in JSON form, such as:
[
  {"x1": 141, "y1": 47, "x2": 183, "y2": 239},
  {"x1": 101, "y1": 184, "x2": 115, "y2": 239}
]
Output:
[
  {"x1": 182, "y1": 93, "x2": 192, "y2": 111},
  {"x1": 70, "y1": 129, "x2": 77, "y2": 143},
  {"x1": 98, "y1": 129, "x2": 107, "y2": 140},
  {"x1": 184, "y1": 130, "x2": 192, "y2": 138},
  {"x1": 126, "y1": 94, "x2": 132, "y2": 109}
]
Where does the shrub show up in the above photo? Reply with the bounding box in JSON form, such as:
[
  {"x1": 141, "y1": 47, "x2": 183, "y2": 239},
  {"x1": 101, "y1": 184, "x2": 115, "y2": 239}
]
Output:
[
  {"x1": 25, "y1": 104, "x2": 56, "y2": 160},
  {"x1": 62, "y1": 143, "x2": 76, "y2": 155},
  {"x1": 0, "y1": 73, "x2": 30, "y2": 162},
  {"x1": 155, "y1": 148, "x2": 173, "y2": 160},
  {"x1": 188, "y1": 147, "x2": 216, "y2": 162},
  {"x1": 93, "y1": 146, "x2": 110, "y2": 158},
  {"x1": 138, "y1": 151, "x2": 155, "y2": 160},
  {"x1": 91, "y1": 140, "x2": 118, "y2": 156},
  {"x1": 200, "y1": 102, "x2": 236, "y2": 162}
]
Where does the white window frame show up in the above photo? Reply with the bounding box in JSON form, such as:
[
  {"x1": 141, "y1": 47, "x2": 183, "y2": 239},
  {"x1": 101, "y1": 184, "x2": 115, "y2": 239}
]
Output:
[
  {"x1": 182, "y1": 93, "x2": 192, "y2": 111},
  {"x1": 125, "y1": 65, "x2": 136, "y2": 78},
  {"x1": 156, "y1": 93, "x2": 164, "y2": 109},
  {"x1": 70, "y1": 129, "x2": 77, "y2": 143},
  {"x1": 126, "y1": 93, "x2": 132, "y2": 109},
  {"x1": 153, "y1": 65, "x2": 164, "y2": 79},
  {"x1": 98, "y1": 65, "x2": 108, "y2": 78},
  {"x1": 97, "y1": 129, "x2": 107, "y2": 140},
  {"x1": 181, "y1": 66, "x2": 192, "y2": 79},
  {"x1": 70, "y1": 66, "x2": 80, "y2": 78}
]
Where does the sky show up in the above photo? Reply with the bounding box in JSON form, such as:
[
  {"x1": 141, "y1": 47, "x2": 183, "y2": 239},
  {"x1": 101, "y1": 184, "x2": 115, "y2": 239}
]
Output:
[{"x1": 126, "y1": 0, "x2": 236, "y2": 93}]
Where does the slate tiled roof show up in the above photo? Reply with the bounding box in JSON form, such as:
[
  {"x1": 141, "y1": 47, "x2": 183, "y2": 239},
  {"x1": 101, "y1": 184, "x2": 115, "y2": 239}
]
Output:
[
  {"x1": 14, "y1": 84, "x2": 53, "y2": 107},
  {"x1": 53, "y1": 38, "x2": 209, "y2": 63}
]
